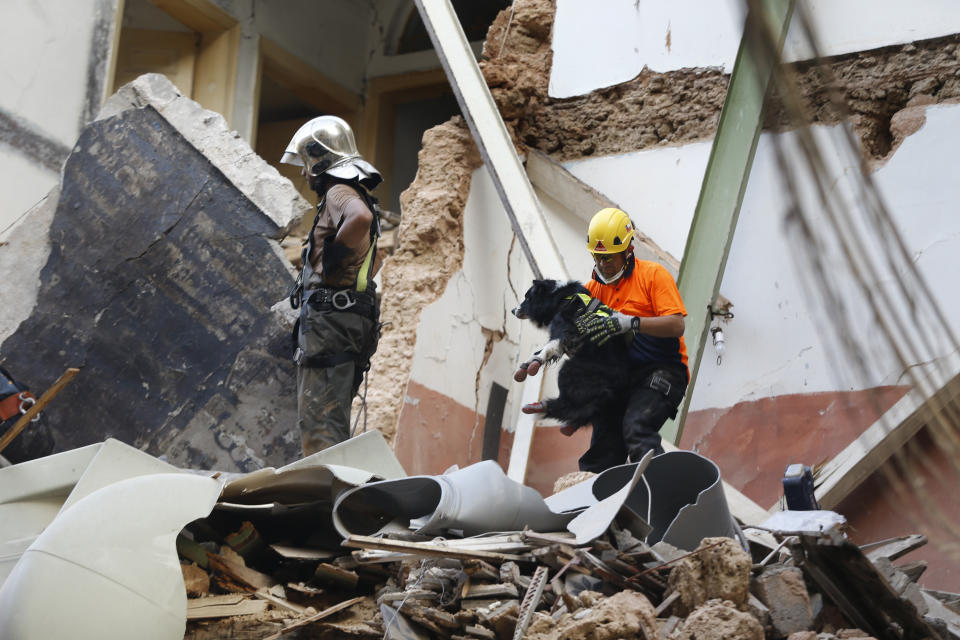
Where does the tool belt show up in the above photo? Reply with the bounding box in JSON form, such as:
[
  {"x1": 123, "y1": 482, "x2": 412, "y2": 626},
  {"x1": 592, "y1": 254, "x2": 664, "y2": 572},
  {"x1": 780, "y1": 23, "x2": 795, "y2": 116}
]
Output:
[{"x1": 305, "y1": 287, "x2": 378, "y2": 321}]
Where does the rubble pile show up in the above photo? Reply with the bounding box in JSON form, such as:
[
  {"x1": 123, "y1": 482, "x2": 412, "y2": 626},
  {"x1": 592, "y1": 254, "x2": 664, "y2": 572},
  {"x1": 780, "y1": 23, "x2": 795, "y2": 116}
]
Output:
[{"x1": 175, "y1": 511, "x2": 960, "y2": 640}]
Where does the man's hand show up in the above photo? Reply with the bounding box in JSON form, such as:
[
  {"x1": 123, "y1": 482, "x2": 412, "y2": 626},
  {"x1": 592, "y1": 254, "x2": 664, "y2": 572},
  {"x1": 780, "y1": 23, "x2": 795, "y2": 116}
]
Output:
[{"x1": 575, "y1": 309, "x2": 635, "y2": 346}]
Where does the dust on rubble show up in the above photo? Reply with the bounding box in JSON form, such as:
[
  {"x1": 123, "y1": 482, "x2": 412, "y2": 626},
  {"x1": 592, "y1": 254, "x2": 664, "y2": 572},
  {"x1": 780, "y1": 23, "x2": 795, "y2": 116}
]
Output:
[
  {"x1": 525, "y1": 590, "x2": 659, "y2": 640},
  {"x1": 672, "y1": 599, "x2": 765, "y2": 640},
  {"x1": 668, "y1": 537, "x2": 753, "y2": 617}
]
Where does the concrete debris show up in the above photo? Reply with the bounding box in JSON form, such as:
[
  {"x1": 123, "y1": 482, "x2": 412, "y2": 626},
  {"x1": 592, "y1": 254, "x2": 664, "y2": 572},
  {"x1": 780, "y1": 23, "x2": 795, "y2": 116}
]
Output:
[
  {"x1": 0, "y1": 74, "x2": 304, "y2": 472},
  {"x1": 1, "y1": 437, "x2": 956, "y2": 640},
  {"x1": 667, "y1": 537, "x2": 752, "y2": 617}
]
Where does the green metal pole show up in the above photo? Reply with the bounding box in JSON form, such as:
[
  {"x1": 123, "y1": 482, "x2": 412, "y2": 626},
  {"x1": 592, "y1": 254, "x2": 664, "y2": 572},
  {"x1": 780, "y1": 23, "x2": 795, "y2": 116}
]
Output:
[{"x1": 663, "y1": 0, "x2": 795, "y2": 445}]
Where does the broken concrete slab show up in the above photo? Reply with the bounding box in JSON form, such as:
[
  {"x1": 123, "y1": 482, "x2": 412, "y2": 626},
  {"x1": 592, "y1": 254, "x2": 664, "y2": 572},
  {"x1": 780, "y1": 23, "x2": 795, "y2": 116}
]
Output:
[
  {"x1": 753, "y1": 566, "x2": 815, "y2": 637},
  {"x1": 0, "y1": 79, "x2": 305, "y2": 471},
  {"x1": 96, "y1": 74, "x2": 311, "y2": 233}
]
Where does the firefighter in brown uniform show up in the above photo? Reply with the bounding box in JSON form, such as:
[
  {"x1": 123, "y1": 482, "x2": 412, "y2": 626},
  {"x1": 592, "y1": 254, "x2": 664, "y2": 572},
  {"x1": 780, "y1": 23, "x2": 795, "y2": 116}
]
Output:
[{"x1": 281, "y1": 116, "x2": 383, "y2": 455}]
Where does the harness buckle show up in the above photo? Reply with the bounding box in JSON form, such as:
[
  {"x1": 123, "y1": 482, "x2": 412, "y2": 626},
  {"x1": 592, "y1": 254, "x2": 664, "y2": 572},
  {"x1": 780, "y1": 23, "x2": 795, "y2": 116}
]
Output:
[
  {"x1": 648, "y1": 374, "x2": 672, "y2": 397},
  {"x1": 331, "y1": 290, "x2": 356, "y2": 310},
  {"x1": 293, "y1": 347, "x2": 304, "y2": 367}
]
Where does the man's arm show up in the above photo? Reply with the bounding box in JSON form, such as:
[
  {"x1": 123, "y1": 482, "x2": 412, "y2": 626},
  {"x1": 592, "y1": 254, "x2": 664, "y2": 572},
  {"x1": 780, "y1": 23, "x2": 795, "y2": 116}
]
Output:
[{"x1": 334, "y1": 196, "x2": 374, "y2": 249}]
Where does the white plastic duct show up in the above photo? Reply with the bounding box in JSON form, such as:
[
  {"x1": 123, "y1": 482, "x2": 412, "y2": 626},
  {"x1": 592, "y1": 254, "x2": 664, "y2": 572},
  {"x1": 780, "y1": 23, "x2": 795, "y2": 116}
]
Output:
[
  {"x1": 0, "y1": 473, "x2": 221, "y2": 640},
  {"x1": 333, "y1": 460, "x2": 575, "y2": 538}
]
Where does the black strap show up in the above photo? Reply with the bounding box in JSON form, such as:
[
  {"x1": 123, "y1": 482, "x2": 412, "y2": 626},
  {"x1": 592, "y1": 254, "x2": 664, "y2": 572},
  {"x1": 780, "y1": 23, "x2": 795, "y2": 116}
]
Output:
[{"x1": 295, "y1": 349, "x2": 359, "y2": 369}]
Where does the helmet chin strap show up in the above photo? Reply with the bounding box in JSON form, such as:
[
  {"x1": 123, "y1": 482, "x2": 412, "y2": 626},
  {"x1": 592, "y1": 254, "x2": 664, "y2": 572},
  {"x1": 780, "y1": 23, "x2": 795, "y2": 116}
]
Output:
[{"x1": 594, "y1": 264, "x2": 625, "y2": 284}]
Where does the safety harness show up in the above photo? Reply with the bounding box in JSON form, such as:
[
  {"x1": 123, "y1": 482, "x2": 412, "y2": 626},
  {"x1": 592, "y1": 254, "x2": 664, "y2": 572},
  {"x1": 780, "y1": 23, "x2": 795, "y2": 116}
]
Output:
[
  {"x1": 564, "y1": 292, "x2": 612, "y2": 319},
  {"x1": 289, "y1": 180, "x2": 382, "y2": 370}
]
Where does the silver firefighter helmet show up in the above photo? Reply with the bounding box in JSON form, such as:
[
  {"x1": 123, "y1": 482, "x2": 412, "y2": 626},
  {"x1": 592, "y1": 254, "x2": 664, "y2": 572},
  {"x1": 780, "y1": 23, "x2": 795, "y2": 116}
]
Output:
[{"x1": 280, "y1": 115, "x2": 382, "y2": 189}]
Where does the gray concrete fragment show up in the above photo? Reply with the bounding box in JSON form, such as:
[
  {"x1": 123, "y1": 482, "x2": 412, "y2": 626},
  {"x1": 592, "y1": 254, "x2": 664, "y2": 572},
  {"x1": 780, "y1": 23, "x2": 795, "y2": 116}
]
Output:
[
  {"x1": 98, "y1": 73, "x2": 311, "y2": 234},
  {"x1": 0, "y1": 104, "x2": 301, "y2": 471},
  {"x1": 753, "y1": 566, "x2": 814, "y2": 637}
]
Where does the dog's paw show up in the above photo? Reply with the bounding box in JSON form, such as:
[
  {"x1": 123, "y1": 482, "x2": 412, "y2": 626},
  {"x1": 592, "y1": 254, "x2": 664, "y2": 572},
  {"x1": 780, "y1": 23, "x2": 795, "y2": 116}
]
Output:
[
  {"x1": 521, "y1": 401, "x2": 545, "y2": 414},
  {"x1": 526, "y1": 359, "x2": 542, "y2": 376},
  {"x1": 514, "y1": 366, "x2": 528, "y2": 382}
]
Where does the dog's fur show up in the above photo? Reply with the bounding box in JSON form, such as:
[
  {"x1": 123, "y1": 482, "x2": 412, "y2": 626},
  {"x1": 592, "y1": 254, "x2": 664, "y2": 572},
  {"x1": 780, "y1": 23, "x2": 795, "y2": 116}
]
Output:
[{"x1": 512, "y1": 279, "x2": 632, "y2": 429}]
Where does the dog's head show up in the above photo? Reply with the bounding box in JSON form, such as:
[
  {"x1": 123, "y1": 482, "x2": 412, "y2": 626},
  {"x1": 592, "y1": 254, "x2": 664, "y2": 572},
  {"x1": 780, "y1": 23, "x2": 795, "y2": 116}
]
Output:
[{"x1": 512, "y1": 279, "x2": 589, "y2": 328}]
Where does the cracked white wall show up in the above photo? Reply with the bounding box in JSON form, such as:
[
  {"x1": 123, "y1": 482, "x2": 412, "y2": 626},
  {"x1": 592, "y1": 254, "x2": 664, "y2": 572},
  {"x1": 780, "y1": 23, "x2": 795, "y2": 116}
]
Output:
[
  {"x1": 553, "y1": 103, "x2": 960, "y2": 413},
  {"x1": 550, "y1": 0, "x2": 960, "y2": 98},
  {"x1": 406, "y1": 162, "x2": 606, "y2": 433},
  {"x1": 0, "y1": 0, "x2": 104, "y2": 229}
]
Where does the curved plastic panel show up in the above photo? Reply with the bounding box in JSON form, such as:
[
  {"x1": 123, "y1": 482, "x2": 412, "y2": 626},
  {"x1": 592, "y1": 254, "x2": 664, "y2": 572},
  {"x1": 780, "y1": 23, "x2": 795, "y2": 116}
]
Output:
[
  {"x1": 333, "y1": 460, "x2": 574, "y2": 538},
  {"x1": 0, "y1": 473, "x2": 221, "y2": 640}
]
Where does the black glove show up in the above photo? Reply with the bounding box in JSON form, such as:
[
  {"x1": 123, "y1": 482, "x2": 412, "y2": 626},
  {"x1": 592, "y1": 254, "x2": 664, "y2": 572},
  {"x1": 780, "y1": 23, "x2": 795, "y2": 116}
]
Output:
[{"x1": 575, "y1": 308, "x2": 638, "y2": 346}]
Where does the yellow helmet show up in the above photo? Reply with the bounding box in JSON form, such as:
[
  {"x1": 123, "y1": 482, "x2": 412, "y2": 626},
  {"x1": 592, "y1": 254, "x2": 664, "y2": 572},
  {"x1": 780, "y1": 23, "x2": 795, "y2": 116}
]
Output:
[{"x1": 587, "y1": 208, "x2": 634, "y2": 254}]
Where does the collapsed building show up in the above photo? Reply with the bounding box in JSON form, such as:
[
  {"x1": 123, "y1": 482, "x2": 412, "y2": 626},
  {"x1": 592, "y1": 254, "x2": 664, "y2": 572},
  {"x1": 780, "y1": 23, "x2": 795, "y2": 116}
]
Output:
[{"x1": 1, "y1": 0, "x2": 960, "y2": 638}]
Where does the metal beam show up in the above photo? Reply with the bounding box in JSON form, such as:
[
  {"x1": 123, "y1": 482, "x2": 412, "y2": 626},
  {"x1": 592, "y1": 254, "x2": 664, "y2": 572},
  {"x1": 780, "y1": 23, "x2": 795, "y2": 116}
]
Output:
[
  {"x1": 414, "y1": 0, "x2": 567, "y2": 281},
  {"x1": 663, "y1": 0, "x2": 794, "y2": 445}
]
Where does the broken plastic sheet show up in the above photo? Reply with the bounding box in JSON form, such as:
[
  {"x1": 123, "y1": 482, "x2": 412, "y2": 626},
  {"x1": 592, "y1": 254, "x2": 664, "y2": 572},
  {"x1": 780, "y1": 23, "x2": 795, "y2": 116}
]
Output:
[
  {"x1": 565, "y1": 450, "x2": 654, "y2": 544},
  {"x1": 333, "y1": 459, "x2": 578, "y2": 539},
  {"x1": 0, "y1": 438, "x2": 185, "y2": 585},
  {"x1": 547, "y1": 450, "x2": 742, "y2": 551},
  {"x1": 0, "y1": 473, "x2": 222, "y2": 640},
  {"x1": 213, "y1": 430, "x2": 408, "y2": 549}
]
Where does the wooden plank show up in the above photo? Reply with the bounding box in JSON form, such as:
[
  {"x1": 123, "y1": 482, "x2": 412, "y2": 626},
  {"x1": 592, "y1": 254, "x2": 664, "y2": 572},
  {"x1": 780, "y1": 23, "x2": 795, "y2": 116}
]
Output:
[
  {"x1": 415, "y1": 0, "x2": 568, "y2": 281},
  {"x1": 799, "y1": 534, "x2": 940, "y2": 639},
  {"x1": 186, "y1": 594, "x2": 268, "y2": 619},
  {"x1": 344, "y1": 535, "x2": 532, "y2": 563},
  {"x1": 193, "y1": 23, "x2": 241, "y2": 126},
  {"x1": 255, "y1": 587, "x2": 307, "y2": 614},
  {"x1": 463, "y1": 583, "x2": 519, "y2": 600},
  {"x1": 147, "y1": 0, "x2": 236, "y2": 32},
  {"x1": 815, "y1": 368, "x2": 960, "y2": 509},
  {"x1": 261, "y1": 596, "x2": 366, "y2": 640},
  {"x1": 863, "y1": 534, "x2": 928, "y2": 563},
  {"x1": 0, "y1": 368, "x2": 79, "y2": 455}
]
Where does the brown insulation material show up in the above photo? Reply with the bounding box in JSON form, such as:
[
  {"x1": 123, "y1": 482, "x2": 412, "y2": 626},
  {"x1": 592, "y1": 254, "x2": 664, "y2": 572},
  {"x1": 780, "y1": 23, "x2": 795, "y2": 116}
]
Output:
[{"x1": 361, "y1": 118, "x2": 482, "y2": 441}]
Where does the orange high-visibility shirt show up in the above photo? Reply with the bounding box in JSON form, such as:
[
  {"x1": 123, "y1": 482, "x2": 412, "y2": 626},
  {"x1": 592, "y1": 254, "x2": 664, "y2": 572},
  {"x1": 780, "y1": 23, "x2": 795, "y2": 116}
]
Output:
[{"x1": 585, "y1": 257, "x2": 689, "y2": 375}]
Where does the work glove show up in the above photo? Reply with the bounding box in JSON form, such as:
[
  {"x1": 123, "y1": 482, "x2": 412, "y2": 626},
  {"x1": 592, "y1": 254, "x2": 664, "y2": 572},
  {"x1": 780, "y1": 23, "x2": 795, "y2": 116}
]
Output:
[{"x1": 575, "y1": 309, "x2": 638, "y2": 346}]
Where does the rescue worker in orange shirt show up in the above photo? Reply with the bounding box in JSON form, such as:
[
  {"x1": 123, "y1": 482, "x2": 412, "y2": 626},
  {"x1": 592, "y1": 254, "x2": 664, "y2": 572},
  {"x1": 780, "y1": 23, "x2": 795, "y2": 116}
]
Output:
[{"x1": 571, "y1": 207, "x2": 689, "y2": 471}]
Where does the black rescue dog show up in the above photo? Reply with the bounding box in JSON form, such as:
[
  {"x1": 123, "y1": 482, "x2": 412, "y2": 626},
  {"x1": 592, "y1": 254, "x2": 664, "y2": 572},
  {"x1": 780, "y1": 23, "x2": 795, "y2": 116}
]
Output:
[{"x1": 511, "y1": 280, "x2": 632, "y2": 431}]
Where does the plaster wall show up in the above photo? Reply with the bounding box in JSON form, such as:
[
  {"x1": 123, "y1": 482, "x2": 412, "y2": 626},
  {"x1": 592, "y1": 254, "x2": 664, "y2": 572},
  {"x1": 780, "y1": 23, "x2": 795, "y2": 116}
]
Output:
[
  {"x1": 550, "y1": 0, "x2": 960, "y2": 98},
  {"x1": 246, "y1": 0, "x2": 372, "y2": 95},
  {"x1": 0, "y1": 0, "x2": 106, "y2": 228},
  {"x1": 556, "y1": 103, "x2": 960, "y2": 413}
]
